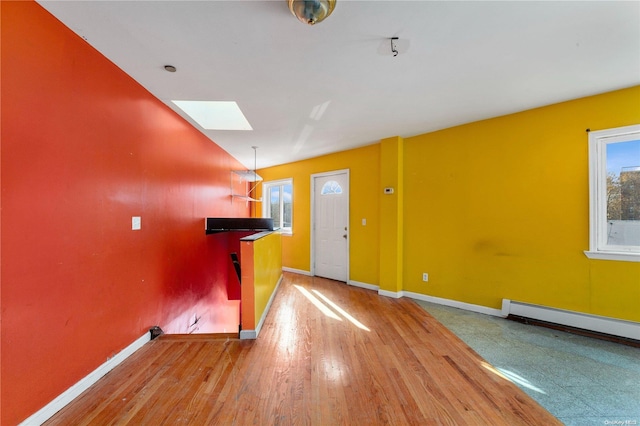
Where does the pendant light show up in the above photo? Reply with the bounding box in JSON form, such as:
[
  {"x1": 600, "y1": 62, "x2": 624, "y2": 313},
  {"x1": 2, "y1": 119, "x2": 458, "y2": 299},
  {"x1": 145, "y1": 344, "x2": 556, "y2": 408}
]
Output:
[
  {"x1": 288, "y1": 0, "x2": 336, "y2": 25},
  {"x1": 251, "y1": 146, "x2": 259, "y2": 217}
]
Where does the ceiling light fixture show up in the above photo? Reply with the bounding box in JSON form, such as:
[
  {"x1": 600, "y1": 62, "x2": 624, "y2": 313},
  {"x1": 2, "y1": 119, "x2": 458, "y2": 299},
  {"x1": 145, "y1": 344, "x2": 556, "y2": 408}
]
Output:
[{"x1": 288, "y1": 0, "x2": 336, "y2": 25}]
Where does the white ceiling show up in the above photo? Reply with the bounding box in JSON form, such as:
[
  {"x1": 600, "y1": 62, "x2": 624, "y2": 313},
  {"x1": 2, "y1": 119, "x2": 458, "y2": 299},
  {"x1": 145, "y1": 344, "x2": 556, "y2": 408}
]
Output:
[{"x1": 37, "y1": 0, "x2": 640, "y2": 170}]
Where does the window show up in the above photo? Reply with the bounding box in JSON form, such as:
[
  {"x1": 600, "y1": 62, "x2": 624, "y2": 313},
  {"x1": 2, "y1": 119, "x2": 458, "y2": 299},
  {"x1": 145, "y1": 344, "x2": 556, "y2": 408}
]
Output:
[
  {"x1": 262, "y1": 179, "x2": 293, "y2": 234},
  {"x1": 320, "y1": 180, "x2": 343, "y2": 195},
  {"x1": 586, "y1": 124, "x2": 640, "y2": 262}
]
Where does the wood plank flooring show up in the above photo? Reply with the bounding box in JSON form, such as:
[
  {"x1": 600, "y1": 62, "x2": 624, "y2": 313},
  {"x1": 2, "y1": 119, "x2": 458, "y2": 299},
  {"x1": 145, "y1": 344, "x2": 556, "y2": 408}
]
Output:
[{"x1": 45, "y1": 272, "x2": 560, "y2": 425}]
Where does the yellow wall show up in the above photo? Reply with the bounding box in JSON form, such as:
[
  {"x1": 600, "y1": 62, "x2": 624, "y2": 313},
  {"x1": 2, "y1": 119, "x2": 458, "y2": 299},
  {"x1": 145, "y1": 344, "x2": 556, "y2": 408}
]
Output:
[
  {"x1": 379, "y1": 137, "x2": 404, "y2": 293},
  {"x1": 257, "y1": 144, "x2": 381, "y2": 285},
  {"x1": 252, "y1": 232, "x2": 283, "y2": 325},
  {"x1": 258, "y1": 86, "x2": 639, "y2": 323},
  {"x1": 240, "y1": 231, "x2": 282, "y2": 332},
  {"x1": 403, "y1": 86, "x2": 640, "y2": 321}
]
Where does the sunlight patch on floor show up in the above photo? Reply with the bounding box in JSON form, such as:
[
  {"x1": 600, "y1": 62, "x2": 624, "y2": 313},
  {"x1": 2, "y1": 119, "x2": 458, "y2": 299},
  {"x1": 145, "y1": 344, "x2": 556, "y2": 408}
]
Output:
[
  {"x1": 275, "y1": 302, "x2": 298, "y2": 353},
  {"x1": 481, "y1": 361, "x2": 547, "y2": 394},
  {"x1": 312, "y1": 289, "x2": 370, "y2": 331},
  {"x1": 293, "y1": 285, "x2": 370, "y2": 331},
  {"x1": 294, "y1": 285, "x2": 342, "y2": 321}
]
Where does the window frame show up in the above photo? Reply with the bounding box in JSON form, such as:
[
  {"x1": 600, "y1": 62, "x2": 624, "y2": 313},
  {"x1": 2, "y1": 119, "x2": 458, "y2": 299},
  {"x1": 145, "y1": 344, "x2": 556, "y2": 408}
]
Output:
[
  {"x1": 585, "y1": 124, "x2": 640, "y2": 262},
  {"x1": 320, "y1": 180, "x2": 344, "y2": 195},
  {"x1": 262, "y1": 178, "x2": 293, "y2": 235}
]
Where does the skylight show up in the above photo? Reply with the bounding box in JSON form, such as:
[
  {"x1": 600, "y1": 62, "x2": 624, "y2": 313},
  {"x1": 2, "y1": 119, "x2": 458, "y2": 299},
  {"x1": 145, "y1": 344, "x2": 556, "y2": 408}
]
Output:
[{"x1": 171, "y1": 100, "x2": 252, "y2": 130}]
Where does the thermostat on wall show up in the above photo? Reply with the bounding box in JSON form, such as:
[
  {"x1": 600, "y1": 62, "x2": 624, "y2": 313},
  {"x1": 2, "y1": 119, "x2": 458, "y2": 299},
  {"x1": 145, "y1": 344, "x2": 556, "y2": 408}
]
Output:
[{"x1": 384, "y1": 187, "x2": 394, "y2": 194}]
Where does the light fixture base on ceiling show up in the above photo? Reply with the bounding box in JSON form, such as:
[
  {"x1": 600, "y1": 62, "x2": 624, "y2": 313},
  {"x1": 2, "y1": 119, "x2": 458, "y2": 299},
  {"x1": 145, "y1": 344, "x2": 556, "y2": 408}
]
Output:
[
  {"x1": 288, "y1": 0, "x2": 336, "y2": 25},
  {"x1": 390, "y1": 37, "x2": 399, "y2": 57}
]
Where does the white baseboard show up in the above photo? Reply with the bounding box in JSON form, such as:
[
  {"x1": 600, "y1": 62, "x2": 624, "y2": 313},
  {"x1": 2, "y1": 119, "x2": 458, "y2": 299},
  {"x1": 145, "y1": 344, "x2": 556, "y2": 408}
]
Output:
[
  {"x1": 348, "y1": 280, "x2": 379, "y2": 291},
  {"x1": 239, "y1": 329, "x2": 257, "y2": 339},
  {"x1": 378, "y1": 289, "x2": 499, "y2": 318},
  {"x1": 503, "y1": 299, "x2": 640, "y2": 340},
  {"x1": 379, "y1": 290, "x2": 640, "y2": 341},
  {"x1": 282, "y1": 267, "x2": 312, "y2": 276},
  {"x1": 378, "y1": 289, "x2": 404, "y2": 299},
  {"x1": 20, "y1": 332, "x2": 151, "y2": 426},
  {"x1": 404, "y1": 291, "x2": 504, "y2": 317},
  {"x1": 240, "y1": 274, "x2": 283, "y2": 340}
]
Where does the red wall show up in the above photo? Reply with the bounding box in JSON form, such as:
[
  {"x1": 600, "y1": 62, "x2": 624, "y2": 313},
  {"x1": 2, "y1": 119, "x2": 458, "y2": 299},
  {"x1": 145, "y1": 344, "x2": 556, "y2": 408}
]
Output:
[{"x1": 1, "y1": 2, "x2": 250, "y2": 424}]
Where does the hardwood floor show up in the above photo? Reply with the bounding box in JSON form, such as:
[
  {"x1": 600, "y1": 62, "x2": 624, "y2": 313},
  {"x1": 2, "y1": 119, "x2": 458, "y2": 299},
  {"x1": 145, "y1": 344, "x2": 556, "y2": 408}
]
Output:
[{"x1": 45, "y1": 273, "x2": 560, "y2": 425}]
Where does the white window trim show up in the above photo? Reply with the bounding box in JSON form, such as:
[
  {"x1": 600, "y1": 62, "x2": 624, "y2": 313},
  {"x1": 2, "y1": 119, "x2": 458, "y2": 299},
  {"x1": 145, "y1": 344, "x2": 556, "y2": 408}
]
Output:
[
  {"x1": 585, "y1": 124, "x2": 640, "y2": 262},
  {"x1": 262, "y1": 178, "x2": 293, "y2": 235}
]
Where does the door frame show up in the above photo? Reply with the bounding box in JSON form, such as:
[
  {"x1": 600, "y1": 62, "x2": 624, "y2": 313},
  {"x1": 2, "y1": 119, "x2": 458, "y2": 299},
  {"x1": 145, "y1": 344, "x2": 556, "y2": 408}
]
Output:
[{"x1": 310, "y1": 169, "x2": 350, "y2": 281}]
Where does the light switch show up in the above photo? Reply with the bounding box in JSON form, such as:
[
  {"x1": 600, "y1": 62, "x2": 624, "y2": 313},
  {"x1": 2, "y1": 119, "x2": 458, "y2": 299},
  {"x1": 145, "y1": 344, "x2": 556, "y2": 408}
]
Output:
[
  {"x1": 132, "y1": 216, "x2": 141, "y2": 230},
  {"x1": 362, "y1": 218, "x2": 367, "y2": 226}
]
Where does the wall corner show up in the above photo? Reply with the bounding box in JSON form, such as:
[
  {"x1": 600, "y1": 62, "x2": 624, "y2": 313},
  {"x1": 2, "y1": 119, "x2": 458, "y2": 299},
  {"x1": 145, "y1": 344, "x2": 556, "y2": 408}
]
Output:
[{"x1": 379, "y1": 136, "x2": 404, "y2": 293}]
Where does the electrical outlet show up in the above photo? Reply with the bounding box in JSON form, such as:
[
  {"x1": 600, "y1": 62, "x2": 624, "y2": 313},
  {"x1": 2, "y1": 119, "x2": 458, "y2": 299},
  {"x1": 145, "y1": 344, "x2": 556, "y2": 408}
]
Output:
[
  {"x1": 132, "y1": 216, "x2": 141, "y2": 230},
  {"x1": 422, "y1": 273, "x2": 429, "y2": 282}
]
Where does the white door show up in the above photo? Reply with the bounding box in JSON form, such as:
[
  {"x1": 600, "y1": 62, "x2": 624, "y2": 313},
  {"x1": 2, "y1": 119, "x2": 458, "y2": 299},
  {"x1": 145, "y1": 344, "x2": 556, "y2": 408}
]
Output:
[{"x1": 312, "y1": 170, "x2": 349, "y2": 282}]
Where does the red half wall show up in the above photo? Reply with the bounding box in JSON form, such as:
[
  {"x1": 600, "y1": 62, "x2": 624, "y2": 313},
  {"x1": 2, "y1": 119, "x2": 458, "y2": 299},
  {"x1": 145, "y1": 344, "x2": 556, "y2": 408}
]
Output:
[{"x1": 1, "y1": 2, "x2": 249, "y2": 424}]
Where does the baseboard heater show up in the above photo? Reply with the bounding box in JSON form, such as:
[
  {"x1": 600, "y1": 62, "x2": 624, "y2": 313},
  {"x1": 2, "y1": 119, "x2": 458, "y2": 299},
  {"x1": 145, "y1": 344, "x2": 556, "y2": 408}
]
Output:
[{"x1": 502, "y1": 299, "x2": 640, "y2": 345}]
